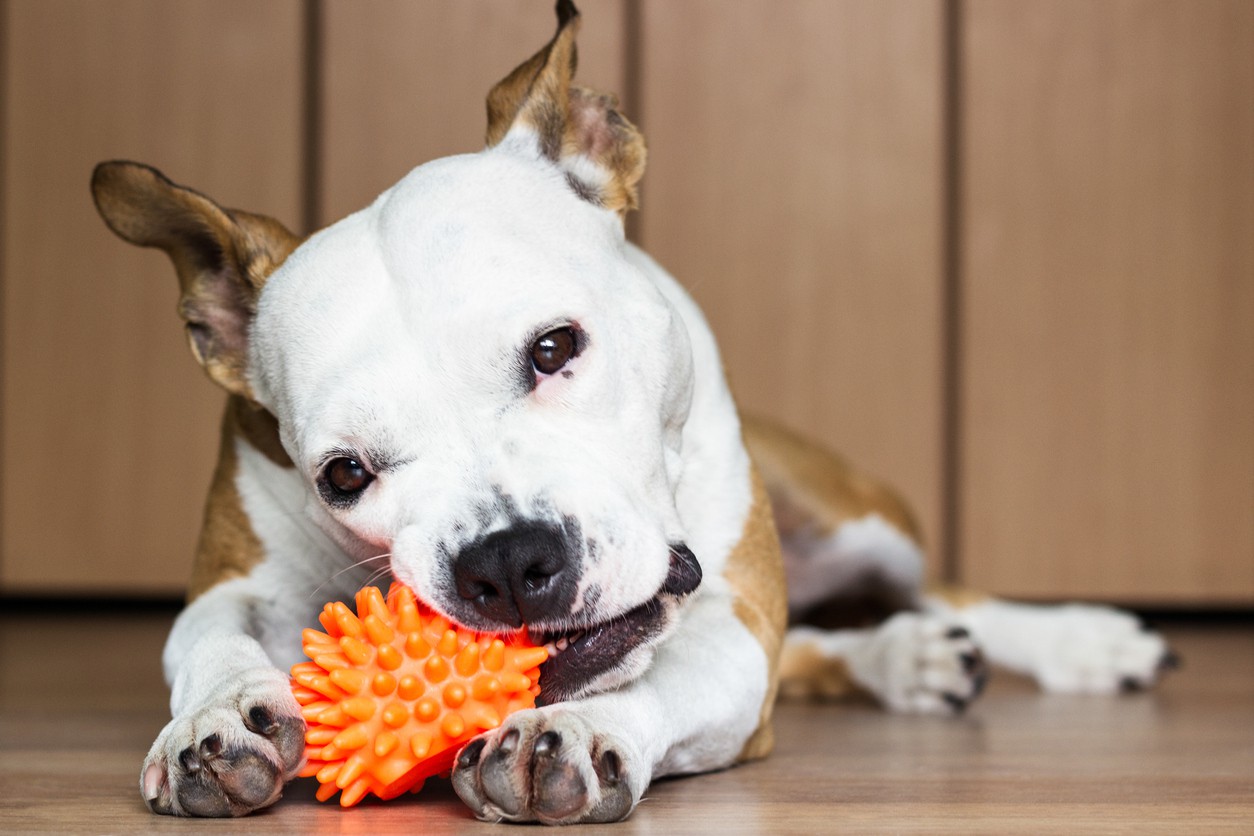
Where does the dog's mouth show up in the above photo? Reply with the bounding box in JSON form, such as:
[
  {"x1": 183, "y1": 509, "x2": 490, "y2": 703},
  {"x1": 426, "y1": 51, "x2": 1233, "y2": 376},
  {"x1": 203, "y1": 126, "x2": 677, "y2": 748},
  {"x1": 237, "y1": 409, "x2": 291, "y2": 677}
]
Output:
[{"x1": 529, "y1": 545, "x2": 702, "y2": 703}]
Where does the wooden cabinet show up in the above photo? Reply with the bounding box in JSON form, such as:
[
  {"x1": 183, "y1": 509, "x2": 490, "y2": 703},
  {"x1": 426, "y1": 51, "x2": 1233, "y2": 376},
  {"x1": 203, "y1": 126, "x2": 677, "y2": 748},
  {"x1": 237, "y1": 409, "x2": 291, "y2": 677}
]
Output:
[
  {"x1": 957, "y1": 0, "x2": 1253, "y2": 603},
  {"x1": 1, "y1": 0, "x2": 1249, "y2": 605},
  {"x1": 0, "y1": 0, "x2": 305, "y2": 594},
  {"x1": 637, "y1": 0, "x2": 948, "y2": 564}
]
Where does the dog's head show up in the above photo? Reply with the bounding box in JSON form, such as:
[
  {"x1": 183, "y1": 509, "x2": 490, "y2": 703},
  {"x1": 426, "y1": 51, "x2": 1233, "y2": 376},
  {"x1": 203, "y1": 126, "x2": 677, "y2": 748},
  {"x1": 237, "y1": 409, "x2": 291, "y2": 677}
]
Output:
[{"x1": 92, "y1": 1, "x2": 702, "y2": 702}]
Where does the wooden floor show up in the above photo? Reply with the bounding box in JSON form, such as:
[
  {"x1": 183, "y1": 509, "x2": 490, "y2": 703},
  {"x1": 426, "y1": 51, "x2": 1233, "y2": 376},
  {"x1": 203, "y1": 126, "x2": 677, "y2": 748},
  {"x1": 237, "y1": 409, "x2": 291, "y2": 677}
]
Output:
[{"x1": 0, "y1": 610, "x2": 1251, "y2": 835}]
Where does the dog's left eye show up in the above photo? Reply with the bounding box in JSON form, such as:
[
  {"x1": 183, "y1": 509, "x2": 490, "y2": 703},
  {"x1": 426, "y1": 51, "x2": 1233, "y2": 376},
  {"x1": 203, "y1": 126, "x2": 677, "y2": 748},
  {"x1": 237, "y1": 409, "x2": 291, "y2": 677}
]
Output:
[
  {"x1": 321, "y1": 457, "x2": 374, "y2": 502},
  {"x1": 531, "y1": 327, "x2": 577, "y2": 376}
]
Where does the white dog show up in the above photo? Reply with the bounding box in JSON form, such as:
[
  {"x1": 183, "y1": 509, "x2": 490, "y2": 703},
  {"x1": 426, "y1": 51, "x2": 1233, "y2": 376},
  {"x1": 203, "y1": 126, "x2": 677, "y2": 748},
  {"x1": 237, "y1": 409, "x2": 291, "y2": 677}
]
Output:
[{"x1": 91, "y1": 1, "x2": 1175, "y2": 823}]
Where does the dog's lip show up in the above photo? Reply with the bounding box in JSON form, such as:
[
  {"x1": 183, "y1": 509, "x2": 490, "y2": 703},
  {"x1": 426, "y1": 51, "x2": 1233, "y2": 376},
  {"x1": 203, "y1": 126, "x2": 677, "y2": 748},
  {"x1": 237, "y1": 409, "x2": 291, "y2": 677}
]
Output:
[
  {"x1": 528, "y1": 546, "x2": 701, "y2": 703},
  {"x1": 529, "y1": 595, "x2": 667, "y2": 704}
]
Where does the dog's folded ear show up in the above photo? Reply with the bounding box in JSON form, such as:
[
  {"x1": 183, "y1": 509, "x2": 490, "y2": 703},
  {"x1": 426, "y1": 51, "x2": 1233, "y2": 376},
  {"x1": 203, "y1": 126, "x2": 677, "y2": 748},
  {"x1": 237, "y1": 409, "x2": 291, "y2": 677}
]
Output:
[
  {"x1": 91, "y1": 161, "x2": 299, "y2": 398},
  {"x1": 486, "y1": 0, "x2": 646, "y2": 216}
]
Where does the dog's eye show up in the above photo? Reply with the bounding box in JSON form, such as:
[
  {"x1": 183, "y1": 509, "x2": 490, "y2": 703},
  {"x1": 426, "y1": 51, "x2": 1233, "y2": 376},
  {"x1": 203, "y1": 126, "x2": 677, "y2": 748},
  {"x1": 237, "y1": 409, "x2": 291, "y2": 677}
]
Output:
[
  {"x1": 323, "y1": 457, "x2": 373, "y2": 499},
  {"x1": 531, "y1": 327, "x2": 577, "y2": 376}
]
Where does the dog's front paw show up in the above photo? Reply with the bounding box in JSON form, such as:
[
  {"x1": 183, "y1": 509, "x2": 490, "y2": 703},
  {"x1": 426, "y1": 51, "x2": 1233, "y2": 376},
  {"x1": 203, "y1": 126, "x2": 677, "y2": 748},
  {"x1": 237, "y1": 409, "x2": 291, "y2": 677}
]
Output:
[
  {"x1": 140, "y1": 667, "x2": 305, "y2": 817},
  {"x1": 451, "y1": 707, "x2": 636, "y2": 824},
  {"x1": 849, "y1": 612, "x2": 988, "y2": 715},
  {"x1": 1028, "y1": 605, "x2": 1177, "y2": 694}
]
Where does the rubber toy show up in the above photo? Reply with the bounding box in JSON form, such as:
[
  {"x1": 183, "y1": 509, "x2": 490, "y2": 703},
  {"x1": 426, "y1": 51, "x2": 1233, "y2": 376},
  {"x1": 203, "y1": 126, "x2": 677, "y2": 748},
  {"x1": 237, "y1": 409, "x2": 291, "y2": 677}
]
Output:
[{"x1": 291, "y1": 582, "x2": 549, "y2": 807}]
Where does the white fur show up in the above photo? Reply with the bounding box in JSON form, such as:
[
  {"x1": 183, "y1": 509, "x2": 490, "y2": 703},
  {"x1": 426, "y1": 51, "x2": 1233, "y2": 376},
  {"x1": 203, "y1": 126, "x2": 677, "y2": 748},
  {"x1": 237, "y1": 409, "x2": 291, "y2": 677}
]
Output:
[
  {"x1": 934, "y1": 599, "x2": 1170, "y2": 693},
  {"x1": 162, "y1": 437, "x2": 365, "y2": 690},
  {"x1": 582, "y1": 579, "x2": 770, "y2": 780},
  {"x1": 148, "y1": 133, "x2": 769, "y2": 821},
  {"x1": 783, "y1": 513, "x2": 925, "y2": 613},
  {"x1": 250, "y1": 147, "x2": 698, "y2": 632}
]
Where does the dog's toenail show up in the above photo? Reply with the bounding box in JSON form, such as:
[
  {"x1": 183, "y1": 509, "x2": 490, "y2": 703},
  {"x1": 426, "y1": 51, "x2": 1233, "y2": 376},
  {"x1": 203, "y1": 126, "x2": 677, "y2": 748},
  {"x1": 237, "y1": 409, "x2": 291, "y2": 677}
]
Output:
[
  {"x1": 458, "y1": 738, "x2": 487, "y2": 768},
  {"x1": 959, "y1": 651, "x2": 982, "y2": 674},
  {"x1": 600, "y1": 750, "x2": 622, "y2": 785},
  {"x1": 1159, "y1": 650, "x2": 1181, "y2": 671},
  {"x1": 945, "y1": 626, "x2": 970, "y2": 640},
  {"x1": 199, "y1": 733, "x2": 223, "y2": 760},
  {"x1": 942, "y1": 693, "x2": 967, "y2": 713},
  {"x1": 534, "y1": 730, "x2": 561, "y2": 758},
  {"x1": 497, "y1": 728, "x2": 520, "y2": 756},
  {"x1": 1120, "y1": 676, "x2": 1145, "y2": 693},
  {"x1": 178, "y1": 746, "x2": 200, "y2": 774},
  {"x1": 247, "y1": 705, "x2": 275, "y2": 733}
]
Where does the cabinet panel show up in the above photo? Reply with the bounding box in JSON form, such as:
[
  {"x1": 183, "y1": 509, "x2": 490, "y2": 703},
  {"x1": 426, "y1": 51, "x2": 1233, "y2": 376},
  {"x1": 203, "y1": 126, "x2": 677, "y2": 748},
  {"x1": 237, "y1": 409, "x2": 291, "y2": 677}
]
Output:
[
  {"x1": 319, "y1": 0, "x2": 627, "y2": 226},
  {"x1": 638, "y1": 0, "x2": 947, "y2": 560},
  {"x1": 959, "y1": 1, "x2": 1254, "y2": 602},
  {"x1": 0, "y1": 0, "x2": 305, "y2": 593}
]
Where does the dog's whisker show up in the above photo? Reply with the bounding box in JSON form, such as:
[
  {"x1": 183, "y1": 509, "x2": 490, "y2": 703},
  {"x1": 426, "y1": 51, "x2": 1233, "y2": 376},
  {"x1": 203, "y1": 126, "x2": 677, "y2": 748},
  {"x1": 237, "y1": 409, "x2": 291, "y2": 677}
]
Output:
[
  {"x1": 361, "y1": 564, "x2": 395, "y2": 590},
  {"x1": 308, "y1": 552, "x2": 393, "y2": 600}
]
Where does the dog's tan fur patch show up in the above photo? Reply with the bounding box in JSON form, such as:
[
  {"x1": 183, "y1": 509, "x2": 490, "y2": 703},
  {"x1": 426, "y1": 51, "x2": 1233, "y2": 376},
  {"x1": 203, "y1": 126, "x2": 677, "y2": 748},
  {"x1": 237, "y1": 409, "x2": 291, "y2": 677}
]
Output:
[
  {"x1": 187, "y1": 398, "x2": 271, "y2": 602},
  {"x1": 723, "y1": 465, "x2": 788, "y2": 762},
  {"x1": 777, "y1": 640, "x2": 862, "y2": 701},
  {"x1": 926, "y1": 583, "x2": 989, "y2": 610},
  {"x1": 743, "y1": 414, "x2": 923, "y2": 546}
]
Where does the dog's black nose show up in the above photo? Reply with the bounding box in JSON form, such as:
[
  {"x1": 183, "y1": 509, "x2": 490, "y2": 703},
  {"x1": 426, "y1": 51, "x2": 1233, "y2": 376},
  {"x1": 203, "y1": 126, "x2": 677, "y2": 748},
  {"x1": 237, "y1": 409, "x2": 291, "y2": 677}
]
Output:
[{"x1": 453, "y1": 523, "x2": 578, "y2": 628}]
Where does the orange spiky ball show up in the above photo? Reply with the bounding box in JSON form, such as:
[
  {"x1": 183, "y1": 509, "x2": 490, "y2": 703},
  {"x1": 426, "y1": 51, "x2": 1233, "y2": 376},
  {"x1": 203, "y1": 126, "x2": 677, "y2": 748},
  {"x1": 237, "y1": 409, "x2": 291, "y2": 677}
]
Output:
[{"x1": 291, "y1": 582, "x2": 548, "y2": 807}]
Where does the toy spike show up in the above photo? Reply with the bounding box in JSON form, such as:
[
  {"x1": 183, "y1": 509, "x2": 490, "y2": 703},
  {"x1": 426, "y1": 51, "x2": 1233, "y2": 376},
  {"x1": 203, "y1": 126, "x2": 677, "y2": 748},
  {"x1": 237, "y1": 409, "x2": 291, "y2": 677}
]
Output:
[{"x1": 293, "y1": 581, "x2": 547, "y2": 807}]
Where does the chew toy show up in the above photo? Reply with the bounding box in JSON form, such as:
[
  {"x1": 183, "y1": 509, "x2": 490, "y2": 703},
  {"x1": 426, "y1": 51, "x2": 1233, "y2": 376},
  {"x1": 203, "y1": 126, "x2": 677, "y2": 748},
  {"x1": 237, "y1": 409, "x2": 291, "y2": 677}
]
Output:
[{"x1": 291, "y1": 582, "x2": 548, "y2": 807}]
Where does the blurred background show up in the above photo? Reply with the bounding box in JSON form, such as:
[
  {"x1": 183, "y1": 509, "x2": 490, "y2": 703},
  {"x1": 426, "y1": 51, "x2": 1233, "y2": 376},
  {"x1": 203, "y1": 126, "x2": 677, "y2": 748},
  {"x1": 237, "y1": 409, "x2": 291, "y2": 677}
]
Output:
[{"x1": 0, "y1": 0, "x2": 1249, "y2": 608}]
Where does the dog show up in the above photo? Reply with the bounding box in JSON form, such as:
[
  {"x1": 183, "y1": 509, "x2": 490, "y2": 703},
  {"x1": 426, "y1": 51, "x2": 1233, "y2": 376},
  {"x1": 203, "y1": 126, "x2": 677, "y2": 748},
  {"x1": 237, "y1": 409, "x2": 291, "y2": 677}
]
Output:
[{"x1": 90, "y1": 1, "x2": 1175, "y2": 823}]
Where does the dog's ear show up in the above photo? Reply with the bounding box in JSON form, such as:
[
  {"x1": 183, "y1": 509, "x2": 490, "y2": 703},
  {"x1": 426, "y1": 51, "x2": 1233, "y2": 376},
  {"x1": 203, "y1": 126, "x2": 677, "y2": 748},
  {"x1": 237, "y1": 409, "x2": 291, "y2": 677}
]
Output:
[
  {"x1": 485, "y1": 0, "x2": 646, "y2": 215},
  {"x1": 90, "y1": 161, "x2": 299, "y2": 398}
]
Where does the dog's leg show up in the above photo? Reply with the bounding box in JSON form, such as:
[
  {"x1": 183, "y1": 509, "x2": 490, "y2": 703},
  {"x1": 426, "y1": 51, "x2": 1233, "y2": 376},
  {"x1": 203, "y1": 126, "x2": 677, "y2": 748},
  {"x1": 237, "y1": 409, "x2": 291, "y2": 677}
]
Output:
[
  {"x1": 779, "y1": 617, "x2": 988, "y2": 714},
  {"x1": 744, "y1": 416, "x2": 990, "y2": 713},
  {"x1": 139, "y1": 403, "x2": 360, "y2": 816},
  {"x1": 140, "y1": 580, "x2": 308, "y2": 817},
  {"x1": 744, "y1": 415, "x2": 1177, "y2": 703},
  {"x1": 927, "y1": 592, "x2": 1178, "y2": 693},
  {"x1": 450, "y1": 592, "x2": 774, "y2": 824}
]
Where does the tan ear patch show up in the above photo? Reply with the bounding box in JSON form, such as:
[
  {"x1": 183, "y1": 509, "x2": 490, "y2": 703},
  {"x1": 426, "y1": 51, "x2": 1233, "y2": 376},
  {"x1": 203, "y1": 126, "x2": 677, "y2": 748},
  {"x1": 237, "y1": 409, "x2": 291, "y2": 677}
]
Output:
[
  {"x1": 564, "y1": 87, "x2": 647, "y2": 213},
  {"x1": 485, "y1": 0, "x2": 646, "y2": 215},
  {"x1": 91, "y1": 161, "x2": 300, "y2": 398},
  {"x1": 485, "y1": 0, "x2": 580, "y2": 152}
]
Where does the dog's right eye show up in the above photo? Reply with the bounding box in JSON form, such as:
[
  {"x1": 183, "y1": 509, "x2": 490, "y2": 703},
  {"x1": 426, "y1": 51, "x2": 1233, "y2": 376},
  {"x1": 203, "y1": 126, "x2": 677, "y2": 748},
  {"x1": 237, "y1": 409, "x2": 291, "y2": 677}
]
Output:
[
  {"x1": 321, "y1": 457, "x2": 374, "y2": 503},
  {"x1": 531, "y1": 327, "x2": 578, "y2": 376}
]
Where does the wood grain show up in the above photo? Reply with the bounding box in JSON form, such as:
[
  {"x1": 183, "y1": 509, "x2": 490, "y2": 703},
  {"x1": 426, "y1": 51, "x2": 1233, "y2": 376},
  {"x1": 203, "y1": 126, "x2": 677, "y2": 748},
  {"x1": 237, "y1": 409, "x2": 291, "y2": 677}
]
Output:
[
  {"x1": 638, "y1": 0, "x2": 947, "y2": 565},
  {"x1": 317, "y1": 0, "x2": 628, "y2": 226},
  {"x1": 3, "y1": 0, "x2": 1250, "y2": 605},
  {"x1": 2, "y1": 610, "x2": 1249, "y2": 832},
  {"x1": 958, "y1": 1, "x2": 1254, "y2": 603},
  {"x1": 0, "y1": 0, "x2": 304, "y2": 594}
]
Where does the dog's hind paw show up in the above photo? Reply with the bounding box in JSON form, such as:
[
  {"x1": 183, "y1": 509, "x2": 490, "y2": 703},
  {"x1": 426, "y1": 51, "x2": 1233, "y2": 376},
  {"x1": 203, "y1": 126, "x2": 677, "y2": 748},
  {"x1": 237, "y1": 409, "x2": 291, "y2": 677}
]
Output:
[
  {"x1": 1020, "y1": 605, "x2": 1176, "y2": 694},
  {"x1": 140, "y1": 667, "x2": 305, "y2": 817},
  {"x1": 846, "y1": 612, "x2": 989, "y2": 715},
  {"x1": 451, "y1": 707, "x2": 636, "y2": 824}
]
